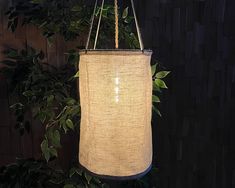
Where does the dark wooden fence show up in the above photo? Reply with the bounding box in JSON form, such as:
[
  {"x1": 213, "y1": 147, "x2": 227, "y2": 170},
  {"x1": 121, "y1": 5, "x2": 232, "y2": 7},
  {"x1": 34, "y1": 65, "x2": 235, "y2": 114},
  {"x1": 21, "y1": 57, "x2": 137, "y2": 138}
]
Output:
[
  {"x1": 0, "y1": 0, "x2": 235, "y2": 187},
  {"x1": 137, "y1": 0, "x2": 235, "y2": 188}
]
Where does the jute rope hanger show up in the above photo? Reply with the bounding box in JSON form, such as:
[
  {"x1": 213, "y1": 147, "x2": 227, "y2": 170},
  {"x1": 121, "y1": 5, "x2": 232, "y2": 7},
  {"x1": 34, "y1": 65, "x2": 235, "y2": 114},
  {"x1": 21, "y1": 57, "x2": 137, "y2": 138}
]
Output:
[
  {"x1": 114, "y1": 0, "x2": 119, "y2": 49},
  {"x1": 85, "y1": 0, "x2": 144, "y2": 51}
]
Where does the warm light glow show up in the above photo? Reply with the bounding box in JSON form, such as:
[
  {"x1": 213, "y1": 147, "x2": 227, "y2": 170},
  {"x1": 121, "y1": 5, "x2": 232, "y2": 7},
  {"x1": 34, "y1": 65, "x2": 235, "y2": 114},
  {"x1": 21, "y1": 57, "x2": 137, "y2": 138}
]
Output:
[
  {"x1": 115, "y1": 77, "x2": 120, "y2": 103},
  {"x1": 115, "y1": 96, "x2": 119, "y2": 103},
  {"x1": 115, "y1": 87, "x2": 119, "y2": 94},
  {"x1": 115, "y1": 77, "x2": 119, "y2": 85}
]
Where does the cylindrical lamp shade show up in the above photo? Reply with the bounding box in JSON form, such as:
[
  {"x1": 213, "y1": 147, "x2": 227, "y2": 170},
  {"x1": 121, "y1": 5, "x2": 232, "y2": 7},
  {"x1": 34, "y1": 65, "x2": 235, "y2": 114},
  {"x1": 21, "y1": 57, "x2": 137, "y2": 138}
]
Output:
[{"x1": 78, "y1": 50, "x2": 153, "y2": 179}]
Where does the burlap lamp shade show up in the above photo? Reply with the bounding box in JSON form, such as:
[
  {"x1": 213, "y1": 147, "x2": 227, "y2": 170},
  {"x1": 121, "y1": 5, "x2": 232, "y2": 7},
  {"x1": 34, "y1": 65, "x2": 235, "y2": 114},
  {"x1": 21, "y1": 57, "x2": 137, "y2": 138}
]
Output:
[{"x1": 78, "y1": 0, "x2": 153, "y2": 179}]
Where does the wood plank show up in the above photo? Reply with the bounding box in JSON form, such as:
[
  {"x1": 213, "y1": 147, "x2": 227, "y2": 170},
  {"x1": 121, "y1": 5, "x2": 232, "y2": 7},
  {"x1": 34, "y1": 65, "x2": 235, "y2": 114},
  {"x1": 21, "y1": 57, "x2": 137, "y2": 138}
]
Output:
[
  {"x1": 26, "y1": 25, "x2": 46, "y2": 52},
  {"x1": 0, "y1": 127, "x2": 10, "y2": 154},
  {"x1": 0, "y1": 99, "x2": 10, "y2": 125}
]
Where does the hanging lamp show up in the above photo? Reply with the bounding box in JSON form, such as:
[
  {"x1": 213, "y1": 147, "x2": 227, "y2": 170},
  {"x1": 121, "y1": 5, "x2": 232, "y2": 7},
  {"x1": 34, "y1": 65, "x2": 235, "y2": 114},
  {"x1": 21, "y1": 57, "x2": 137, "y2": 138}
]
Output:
[{"x1": 78, "y1": 0, "x2": 153, "y2": 180}]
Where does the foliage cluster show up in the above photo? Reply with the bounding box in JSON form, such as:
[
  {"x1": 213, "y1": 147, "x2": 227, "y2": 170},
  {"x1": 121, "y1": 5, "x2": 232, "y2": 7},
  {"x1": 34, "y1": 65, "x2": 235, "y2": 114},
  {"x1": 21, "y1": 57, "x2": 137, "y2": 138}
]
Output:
[
  {"x1": 1, "y1": 47, "x2": 80, "y2": 161},
  {"x1": 0, "y1": 159, "x2": 160, "y2": 188},
  {"x1": 6, "y1": 0, "x2": 138, "y2": 48},
  {"x1": 0, "y1": 159, "x2": 109, "y2": 188}
]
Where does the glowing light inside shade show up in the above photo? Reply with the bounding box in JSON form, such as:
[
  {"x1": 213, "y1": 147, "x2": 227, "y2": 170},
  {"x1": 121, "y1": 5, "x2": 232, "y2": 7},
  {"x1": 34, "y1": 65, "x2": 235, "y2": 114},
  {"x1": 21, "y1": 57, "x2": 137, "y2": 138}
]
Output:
[
  {"x1": 115, "y1": 77, "x2": 119, "y2": 85},
  {"x1": 115, "y1": 87, "x2": 119, "y2": 94},
  {"x1": 115, "y1": 77, "x2": 120, "y2": 103},
  {"x1": 115, "y1": 96, "x2": 119, "y2": 103}
]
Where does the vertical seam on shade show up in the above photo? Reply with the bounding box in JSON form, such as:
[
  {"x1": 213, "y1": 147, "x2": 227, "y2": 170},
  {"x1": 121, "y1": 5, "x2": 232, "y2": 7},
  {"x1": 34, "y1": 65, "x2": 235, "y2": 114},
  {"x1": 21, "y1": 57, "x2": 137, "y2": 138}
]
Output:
[
  {"x1": 144, "y1": 56, "x2": 149, "y2": 167},
  {"x1": 85, "y1": 59, "x2": 91, "y2": 167}
]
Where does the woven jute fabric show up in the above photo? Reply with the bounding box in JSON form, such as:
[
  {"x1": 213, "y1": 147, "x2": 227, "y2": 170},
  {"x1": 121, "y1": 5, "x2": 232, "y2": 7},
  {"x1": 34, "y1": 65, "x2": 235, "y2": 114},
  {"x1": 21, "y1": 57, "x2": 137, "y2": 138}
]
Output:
[{"x1": 78, "y1": 50, "x2": 153, "y2": 178}]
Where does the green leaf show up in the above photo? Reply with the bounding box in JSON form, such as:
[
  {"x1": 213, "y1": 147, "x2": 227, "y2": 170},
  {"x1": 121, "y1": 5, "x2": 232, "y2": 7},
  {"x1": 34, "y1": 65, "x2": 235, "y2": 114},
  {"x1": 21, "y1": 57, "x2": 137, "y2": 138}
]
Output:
[
  {"x1": 66, "y1": 98, "x2": 76, "y2": 106},
  {"x1": 41, "y1": 139, "x2": 48, "y2": 153},
  {"x1": 23, "y1": 90, "x2": 34, "y2": 97},
  {"x1": 47, "y1": 36, "x2": 54, "y2": 46},
  {"x1": 37, "y1": 111, "x2": 47, "y2": 123},
  {"x1": 69, "y1": 167, "x2": 82, "y2": 178},
  {"x1": 69, "y1": 167, "x2": 76, "y2": 178},
  {"x1": 66, "y1": 119, "x2": 74, "y2": 130},
  {"x1": 156, "y1": 71, "x2": 170, "y2": 79},
  {"x1": 47, "y1": 95, "x2": 54, "y2": 103},
  {"x1": 64, "y1": 184, "x2": 75, "y2": 188},
  {"x1": 71, "y1": 5, "x2": 82, "y2": 12},
  {"x1": 39, "y1": 21, "x2": 47, "y2": 28},
  {"x1": 51, "y1": 130, "x2": 61, "y2": 148},
  {"x1": 49, "y1": 147, "x2": 58, "y2": 157},
  {"x1": 151, "y1": 64, "x2": 157, "y2": 76},
  {"x1": 122, "y1": 7, "x2": 129, "y2": 19},
  {"x1": 124, "y1": 17, "x2": 132, "y2": 24},
  {"x1": 10, "y1": 103, "x2": 24, "y2": 109},
  {"x1": 62, "y1": 124, "x2": 68, "y2": 134},
  {"x1": 74, "y1": 71, "x2": 79, "y2": 78},
  {"x1": 41, "y1": 139, "x2": 50, "y2": 162},
  {"x1": 46, "y1": 110, "x2": 55, "y2": 120},
  {"x1": 92, "y1": 177, "x2": 101, "y2": 184},
  {"x1": 7, "y1": 49, "x2": 18, "y2": 58},
  {"x1": 152, "y1": 95, "x2": 160, "y2": 103},
  {"x1": 155, "y1": 79, "x2": 168, "y2": 89},
  {"x1": 153, "y1": 82, "x2": 161, "y2": 92},
  {"x1": 152, "y1": 105, "x2": 162, "y2": 117},
  {"x1": 85, "y1": 172, "x2": 92, "y2": 184}
]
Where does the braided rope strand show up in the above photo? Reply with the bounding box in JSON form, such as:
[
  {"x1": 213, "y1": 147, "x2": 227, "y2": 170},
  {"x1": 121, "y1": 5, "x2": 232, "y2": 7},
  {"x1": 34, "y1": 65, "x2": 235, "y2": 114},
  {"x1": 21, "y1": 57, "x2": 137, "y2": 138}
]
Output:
[{"x1": 114, "y1": 0, "x2": 119, "y2": 49}]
